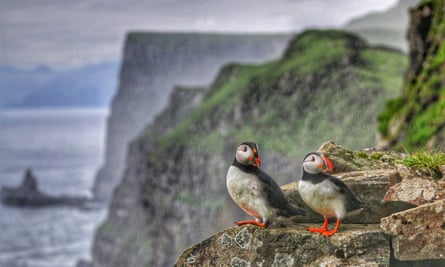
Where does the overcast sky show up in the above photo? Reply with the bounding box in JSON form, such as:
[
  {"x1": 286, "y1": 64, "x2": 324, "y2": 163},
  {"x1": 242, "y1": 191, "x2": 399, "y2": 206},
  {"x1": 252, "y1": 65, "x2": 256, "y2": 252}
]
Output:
[{"x1": 0, "y1": 0, "x2": 399, "y2": 70}]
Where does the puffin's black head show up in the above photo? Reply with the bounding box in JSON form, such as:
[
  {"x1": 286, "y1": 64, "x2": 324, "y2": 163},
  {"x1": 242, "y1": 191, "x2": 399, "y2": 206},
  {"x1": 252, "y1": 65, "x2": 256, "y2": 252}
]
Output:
[
  {"x1": 302, "y1": 152, "x2": 334, "y2": 174},
  {"x1": 235, "y1": 141, "x2": 261, "y2": 167}
]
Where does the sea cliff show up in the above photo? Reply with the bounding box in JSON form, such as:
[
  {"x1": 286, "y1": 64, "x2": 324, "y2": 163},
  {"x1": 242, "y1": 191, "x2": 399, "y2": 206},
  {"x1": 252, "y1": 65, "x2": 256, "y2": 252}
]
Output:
[
  {"x1": 92, "y1": 29, "x2": 407, "y2": 267},
  {"x1": 92, "y1": 33, "x2": 292, "y2": 201}
]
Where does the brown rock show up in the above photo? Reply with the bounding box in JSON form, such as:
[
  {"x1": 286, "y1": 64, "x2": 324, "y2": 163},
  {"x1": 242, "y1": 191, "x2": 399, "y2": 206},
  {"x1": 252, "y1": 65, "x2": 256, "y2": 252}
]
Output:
[
  {"x1": 317, "y1": 141, "x2": 407, "y2": 174},
  {"x1": 380, "y1": 200, "x2": 445, "y2": 261},
  {"x1": 175, "y1": 224, "x2": 389, "y2": 266},
  {"x1": 383, "y1": 177, "x2": 445, "y2": 206}
]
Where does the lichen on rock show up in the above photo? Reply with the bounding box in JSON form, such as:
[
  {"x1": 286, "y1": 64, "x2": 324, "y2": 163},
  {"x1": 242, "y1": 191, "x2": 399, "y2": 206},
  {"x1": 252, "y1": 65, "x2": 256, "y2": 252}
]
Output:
[
  {"x1": 176, "y1": 141, "x2": 445, "y2": 266},
  {"x1": 175, "y1": 224, "x2": 389, "y2": 266}
]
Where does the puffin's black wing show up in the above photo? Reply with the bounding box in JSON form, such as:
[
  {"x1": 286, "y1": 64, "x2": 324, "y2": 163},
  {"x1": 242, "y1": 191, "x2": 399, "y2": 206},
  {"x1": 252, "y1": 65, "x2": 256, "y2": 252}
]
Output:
[
  {"x1": 254, "y1": 168, "x2": 305, "y2": 217},
  {"x1": 326, "y1": 174, "x2": 364, "y2": 212}
]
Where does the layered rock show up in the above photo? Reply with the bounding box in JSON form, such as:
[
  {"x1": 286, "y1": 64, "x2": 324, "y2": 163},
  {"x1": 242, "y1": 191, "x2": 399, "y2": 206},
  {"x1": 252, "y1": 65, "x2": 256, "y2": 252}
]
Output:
[
  {"x1": 383, "y1": 177, "x2": 445, "y2": 206},
  {"x1": 381, "y1": 200, "x2": 445, "y2": 261}
]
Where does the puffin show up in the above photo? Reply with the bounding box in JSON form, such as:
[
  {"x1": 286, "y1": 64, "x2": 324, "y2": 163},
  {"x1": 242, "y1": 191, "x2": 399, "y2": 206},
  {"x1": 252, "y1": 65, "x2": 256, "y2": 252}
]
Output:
[
  {"x1": 298, "y1": 152, "x2": 363, "y2": 236},
  {"x1": 226, "y1": 141, "x2": 305, "y2": 228}
]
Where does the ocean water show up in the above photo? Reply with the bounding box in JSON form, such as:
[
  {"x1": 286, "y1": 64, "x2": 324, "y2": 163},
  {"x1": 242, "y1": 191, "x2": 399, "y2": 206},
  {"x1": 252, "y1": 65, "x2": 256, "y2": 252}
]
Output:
[{"x1": 0, "y1": 108, "x2": 108, "y2": 267}]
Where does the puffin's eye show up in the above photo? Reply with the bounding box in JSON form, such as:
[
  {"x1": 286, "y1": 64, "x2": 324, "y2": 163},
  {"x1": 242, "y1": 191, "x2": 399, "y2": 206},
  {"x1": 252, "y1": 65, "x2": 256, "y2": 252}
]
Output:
[
  {"x1": 243, "y1": 146, "x2": 247, "y2": 152},
  {"x1": 310, "y1": 156, "x2": 315, "y2": 162}
]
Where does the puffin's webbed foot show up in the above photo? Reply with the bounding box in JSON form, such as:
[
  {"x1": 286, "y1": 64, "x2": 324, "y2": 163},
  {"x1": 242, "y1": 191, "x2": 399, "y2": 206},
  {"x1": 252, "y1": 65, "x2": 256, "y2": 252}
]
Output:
[
  {"x1": 320, "y1": 218, "x2": 341, "y2": 237},
  {"x1": 308, "y1": 226, "x2": 327, "y2": 233},
  {"x1": 235, "y1": 220, "x2": 266, "y2": 228},
  {"x1": 321, "y1": 229, "x2": 337, "y2": 236},
  {"x1": 321, "y1": 218, "x2": 340, "y2": 236},
  {"x1": 307, "y1": 217, "x2": 328, "y2": 233}
]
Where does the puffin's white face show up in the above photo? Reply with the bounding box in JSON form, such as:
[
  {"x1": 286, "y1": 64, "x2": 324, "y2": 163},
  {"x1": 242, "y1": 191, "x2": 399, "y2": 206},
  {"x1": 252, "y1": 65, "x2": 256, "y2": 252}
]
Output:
[
  {"x1": 235, "y1": 143, "x2": 261, "y2": 167},
  {"x1": 303, "y1": 152, "x2": 328, "y2": 174}
]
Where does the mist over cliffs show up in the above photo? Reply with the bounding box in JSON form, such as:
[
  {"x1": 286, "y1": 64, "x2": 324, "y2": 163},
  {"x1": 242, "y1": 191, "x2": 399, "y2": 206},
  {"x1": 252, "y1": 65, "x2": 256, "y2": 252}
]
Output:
[
  {"x1": 92, "y1": 33, "x2": 292, "y2": 200},
  {"x1": 344, "y1": 0, "x2": 419, "y2": 52},
  {"x1": 93, "y1": 0, "x2": 418, "y2": 201},
  {"x1": 91, "y1": 29, "x2": 407, "y2": 267}
]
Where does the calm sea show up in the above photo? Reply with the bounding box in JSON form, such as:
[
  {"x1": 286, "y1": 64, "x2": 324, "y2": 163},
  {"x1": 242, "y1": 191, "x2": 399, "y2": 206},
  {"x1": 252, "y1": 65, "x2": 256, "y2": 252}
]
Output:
[{"x1": 0, "y1": 108, "x2": 108, "y2": 267}]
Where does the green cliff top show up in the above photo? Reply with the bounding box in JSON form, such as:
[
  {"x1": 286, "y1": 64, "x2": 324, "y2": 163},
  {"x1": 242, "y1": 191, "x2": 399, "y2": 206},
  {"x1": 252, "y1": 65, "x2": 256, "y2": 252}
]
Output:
[{"x1": 154, "y1": 29, "x2": 407, "y2": 157}]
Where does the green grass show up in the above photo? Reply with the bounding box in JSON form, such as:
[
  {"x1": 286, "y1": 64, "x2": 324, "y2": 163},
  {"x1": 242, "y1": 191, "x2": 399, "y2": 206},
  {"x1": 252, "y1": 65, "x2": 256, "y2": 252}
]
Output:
[
  {"x1": 402, "y1": 148, "x2": 445, "y2": 178},
  {"x1": 150, "y1": 29, "x2": 407, "y2": 163},
  {"x1": 279, "y1": 30, "x2": 362, "y2": 75}
]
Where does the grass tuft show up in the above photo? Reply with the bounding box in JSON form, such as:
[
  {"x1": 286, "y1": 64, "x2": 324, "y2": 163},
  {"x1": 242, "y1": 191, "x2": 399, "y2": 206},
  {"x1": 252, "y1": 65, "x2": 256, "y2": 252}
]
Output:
[{"x1": 402, "y1": 148, "x2": 445, "y2": 179}]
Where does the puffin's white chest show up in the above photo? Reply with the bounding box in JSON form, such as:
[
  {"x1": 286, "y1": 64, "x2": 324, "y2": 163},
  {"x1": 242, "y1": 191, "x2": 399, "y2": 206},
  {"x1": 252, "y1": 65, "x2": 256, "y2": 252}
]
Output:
[
  {"x1": 226, "y1": 166, "x2": 260, "y2": 202},
  {"x1": 298, "y1": 180, "x2": 346, "y2": 219},
  {"x1": 226, "y1": 166, "x2": 272, "y2": 220}
]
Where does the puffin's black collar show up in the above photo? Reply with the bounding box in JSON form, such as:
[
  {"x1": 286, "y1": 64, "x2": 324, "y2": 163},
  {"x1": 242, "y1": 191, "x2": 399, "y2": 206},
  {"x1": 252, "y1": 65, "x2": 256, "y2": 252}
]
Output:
[{"x1": 232, "y1": 159, "x2": 257, "y2": 173}]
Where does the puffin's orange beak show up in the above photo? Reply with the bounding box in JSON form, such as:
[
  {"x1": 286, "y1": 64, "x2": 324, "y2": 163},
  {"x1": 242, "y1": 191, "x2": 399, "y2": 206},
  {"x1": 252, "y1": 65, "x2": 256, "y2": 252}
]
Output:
[
  {"x1": 254, "y1": 155, "x2": 261, "y2": 167},
  {"x1": 321, "y1": 155, "x2": 334, "y2": 174},
  {"x1": 250, "y1": 148, "x2": 261, "y2": 167}
]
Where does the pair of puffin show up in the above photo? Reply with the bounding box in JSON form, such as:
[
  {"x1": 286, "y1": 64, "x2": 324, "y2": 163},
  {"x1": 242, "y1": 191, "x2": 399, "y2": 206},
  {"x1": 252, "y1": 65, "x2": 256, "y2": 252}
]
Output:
[{"x1": 226, "y1": 141, "x2": 363, "y2": 236}]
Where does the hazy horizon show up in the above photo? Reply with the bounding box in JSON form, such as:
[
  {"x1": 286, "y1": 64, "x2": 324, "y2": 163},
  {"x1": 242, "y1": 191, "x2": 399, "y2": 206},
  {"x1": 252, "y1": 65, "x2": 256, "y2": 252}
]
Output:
[{"x1": 1, "y1": 0, "x2": 399, "y2": 71}]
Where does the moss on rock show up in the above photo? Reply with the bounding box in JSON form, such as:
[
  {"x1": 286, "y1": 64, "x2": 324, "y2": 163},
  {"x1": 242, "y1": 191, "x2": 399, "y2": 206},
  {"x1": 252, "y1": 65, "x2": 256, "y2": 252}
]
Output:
[{"x1": 378, "y1": 0, "x2": 445, "y2": 150}]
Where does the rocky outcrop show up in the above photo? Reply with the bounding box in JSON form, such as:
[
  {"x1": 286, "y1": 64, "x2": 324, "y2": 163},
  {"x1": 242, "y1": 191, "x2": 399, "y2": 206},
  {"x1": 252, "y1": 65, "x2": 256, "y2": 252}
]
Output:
[
  {"x1": 176, "y1": 224, "x2": 390, "y2": 267},
  {"x1": 383, "y1": 177, "x2": 445, "y2": 206},
  {"x1": 176, "y1": 141, "x2": 445, "y2": 266},
  {"x1": 1, "y1": 168, "x2": 89, "y2": 207},
  {"x1": 93, "y1": 33, "x2": 292, "y2": 200},
  {"x1": 381, "y1": 200, "x2": 445, "y2": 261},
  {"x1": 92, "y1": 30, "x2": 407, "y2": 267}
]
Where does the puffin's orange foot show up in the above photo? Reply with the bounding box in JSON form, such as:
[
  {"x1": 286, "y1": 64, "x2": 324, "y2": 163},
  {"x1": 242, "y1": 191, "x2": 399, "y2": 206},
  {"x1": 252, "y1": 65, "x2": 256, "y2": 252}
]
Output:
[
  {"x1": 320, "y1": 218, "x2": 341, "y2": 236},
  {"x1": 321, "y1": 229, "x2": 337, "y2": 237},
  {"x1": 235, "y1": 220, "x2": 266, "y2": 228},
  {"x1": 307, "y1": 227, "x2": 327, "y2": 233},
  {"x1": 307, "y1": 218, "x2": 329, "y2": 233}
]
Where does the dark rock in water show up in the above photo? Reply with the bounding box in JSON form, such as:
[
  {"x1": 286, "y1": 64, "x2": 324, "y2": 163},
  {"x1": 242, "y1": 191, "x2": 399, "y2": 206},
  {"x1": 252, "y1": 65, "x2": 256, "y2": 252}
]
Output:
[{"x1": 1, "y1": 168, "x2": 90, "y2": 207}]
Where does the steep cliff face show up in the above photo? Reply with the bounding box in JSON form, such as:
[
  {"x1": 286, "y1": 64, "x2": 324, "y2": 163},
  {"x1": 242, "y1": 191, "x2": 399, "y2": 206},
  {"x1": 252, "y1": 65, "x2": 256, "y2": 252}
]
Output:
[
  {"x1": 93, "y1": 33, "x2": 292, "y2": 200},
  {"x1": 93, "y1": 87, "x2": 205, "y2": 267},
  {"x1": 378, "y1": 0, "x2": 445, "y2": 150},
  {"x1": 92, "y1": 30, "x2": 407, "y2": 267}
]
